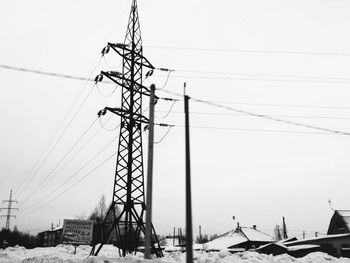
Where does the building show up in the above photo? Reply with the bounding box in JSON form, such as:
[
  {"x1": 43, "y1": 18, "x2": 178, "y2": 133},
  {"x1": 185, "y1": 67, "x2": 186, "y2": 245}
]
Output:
[
  {"x1": 204, "y1": 225, "x2": 274, "y2": 252},
  {"x1": 328, "y1": 210, "x2": 350, "y2": 235},
  {"x1": 37, "y1": 226, "x2": 63, "y2": 247},
  {"x1": 283, "y1": 233, "x2": 350, "y2": 257}
]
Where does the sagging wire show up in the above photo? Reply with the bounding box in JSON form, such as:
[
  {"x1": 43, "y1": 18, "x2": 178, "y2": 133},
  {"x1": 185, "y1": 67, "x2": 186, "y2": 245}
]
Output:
[
  {"x1": 96, "y1": 82, "x2": 118, "y2": 97},
  {"x1": 98, "y1": 110, "x2": 120, "y2": 131},
  {"x1": 155, "y1": 100, "x2": 177, "y2": 119},
  {"x1": 154, "y1": 125, "x2": 173, "y2": 144},
  {"x1": 157, "y1": 69, "x2": 174, "y2": 90}
]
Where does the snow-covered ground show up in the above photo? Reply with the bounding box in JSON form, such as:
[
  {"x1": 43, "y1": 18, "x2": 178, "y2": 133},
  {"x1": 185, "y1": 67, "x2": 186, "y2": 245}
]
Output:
[{"x1": 1, "y1": 245, "x2": 350, "y2": 263}]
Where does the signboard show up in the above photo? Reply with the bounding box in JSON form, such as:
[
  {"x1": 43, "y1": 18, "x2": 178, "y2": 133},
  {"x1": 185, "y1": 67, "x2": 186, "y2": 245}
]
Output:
[{"x1": 61, "y1": 219, "x2": 93, "y2": 245}]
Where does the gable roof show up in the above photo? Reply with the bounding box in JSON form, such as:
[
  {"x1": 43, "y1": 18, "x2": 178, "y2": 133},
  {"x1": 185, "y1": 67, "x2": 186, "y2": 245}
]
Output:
[
  {"x1": 204, "y1": 227, "x2": 273, "y2": 251},
  {"x1": 240, "y1": 227, "x2": 274, "y2": 242}
]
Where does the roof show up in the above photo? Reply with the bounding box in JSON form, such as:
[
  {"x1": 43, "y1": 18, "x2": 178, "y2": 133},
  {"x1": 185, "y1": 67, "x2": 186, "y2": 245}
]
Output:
[
  {"x1": 240, "y1": 227, "x2": 274, "y2": 242},
  {"x1": 284, "y1": 233, "x2": 350, "y2": 246},
  {"x1": 337, "y1": 210, "x2": 350, "y2": 230},
  {"x1": 204, "y1": 227, "x2": 273, "y2": 251},
  {"x1": 204, "y1": 230, "x2": 247, "y2": 250}
]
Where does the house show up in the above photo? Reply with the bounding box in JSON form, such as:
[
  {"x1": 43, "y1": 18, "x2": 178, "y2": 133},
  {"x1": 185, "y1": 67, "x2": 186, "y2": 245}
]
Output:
[
  {"x1": 282, "y1": 233, "x2": 350, "y2": 257},
  {"x1": 328, "y1": 210, "x2": 350, "y2": 235},
  {"x1": 204, "y1": 225, "x2": 274, "y2": 252},
  {"x1": 37, "y1": 226, "x2": 63, "y2": 247}
]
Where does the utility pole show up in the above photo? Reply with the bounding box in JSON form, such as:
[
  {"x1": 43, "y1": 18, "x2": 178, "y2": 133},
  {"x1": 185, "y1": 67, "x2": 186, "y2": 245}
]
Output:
[
  {"x1": 282, "y1": 217, "x2": 288, "y2": 239},
  {"x1": 184, "y1": 84, "x2": 193, "y2": 263},
  {"x1": 1, "y1": 190, "x2": 18, "y2": 230},
  {"x1": 199, "y1": 225, "x2": 202, "y2": 242},
  {"x1": 90, "y1": 0, "x2": 164, "y2": 257},
  {"x1": 145, "y1": 84, "x2": 156, "y2": 259},
  {"x1": 302, "y1": 231, "x2": 306, "y2": 239}
]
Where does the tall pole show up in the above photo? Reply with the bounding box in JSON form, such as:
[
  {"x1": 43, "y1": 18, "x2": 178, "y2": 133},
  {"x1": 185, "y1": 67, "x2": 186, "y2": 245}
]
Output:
[
  {"x1": 184, "y1": 84, "x2": 193, "y2": 263},
  {"x1": 145, "y1": 84, "x2": 156, "y2": 259},
  {"x1": 282, "y1": 217, "x2": 288, "y2": 239},
  {"x1": 1, "y1": 190, "x2": 18, "y2": 230}
]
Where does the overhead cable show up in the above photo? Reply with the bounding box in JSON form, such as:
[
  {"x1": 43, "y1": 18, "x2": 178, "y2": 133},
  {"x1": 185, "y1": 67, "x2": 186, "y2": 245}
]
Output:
[
  {"x1": 20, "y1": 117, "x2": 99, "y2": 204},
  {"x1": 145, "y1": 45, "x2": 350, "y2": 57}
]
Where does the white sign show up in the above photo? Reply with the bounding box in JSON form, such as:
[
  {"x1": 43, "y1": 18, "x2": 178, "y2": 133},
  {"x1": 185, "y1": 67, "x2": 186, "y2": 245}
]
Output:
[{"x1": 61, "y1": 219, "x2": 93, "y2": 245}]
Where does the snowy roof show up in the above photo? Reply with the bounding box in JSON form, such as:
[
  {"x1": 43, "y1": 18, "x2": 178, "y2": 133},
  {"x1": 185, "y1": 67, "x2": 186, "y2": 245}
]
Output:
[
  {"x1": 337, "y1": 210, "x2": 350, "y2": 230},
  {"x1": 284, "y1": 233, "x2": 350, "y2": 246},
  {"x1": 240, "y1": 227, "x2": 274, "y2": 242},
  {"x1": 204, "y1": 231, "x2": 247, "y2": 250},
  {"x1": 287, "y1": 244, "x2": 320, "y2": 251},
  {"x1": 204, "y1": 227, "x2": 273, "y2": 251}
]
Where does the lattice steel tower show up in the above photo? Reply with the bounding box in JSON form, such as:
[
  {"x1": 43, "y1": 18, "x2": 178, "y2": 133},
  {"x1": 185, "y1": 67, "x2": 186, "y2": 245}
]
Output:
[
  {"x1": 1, "y1": 190, "x2": 18, "y2": 230},
  {"x1": 91, "y1": 0, "x2": 162, "y2": 257}
]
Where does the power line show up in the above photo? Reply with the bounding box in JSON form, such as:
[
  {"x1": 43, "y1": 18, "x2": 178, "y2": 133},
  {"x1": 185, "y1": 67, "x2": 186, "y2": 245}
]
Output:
[
  {"x1": 191, "y1": 98, "x2": 350, "y2": 136},
  {"x1": 153, "y1": 73, "x2": 350, "y2": 85},
  {"x1": 21, "y1": 134, "x2": 118, "y2": 211},
  {"x1": 157, "y1": 89, "x2": 350, "y2": 135},
  {"x1": 14, "y1": 58, "x2": 102, "y2": 200},
  {"x1": 4, "y1": 63, "x2": 350, "y2": 86},
  {"x1": 175, "y1": 69, "x2": 350, "y2": 83},
  {"x1": 145, "y1": 45, "x2": 350, "y2": 57},
  {"x1": 157, "y1": 111, "x2": 350, "y2": 120},
  {"x1": 21, "y1": 150, "x2": 118, "y2": 217},
  {"x1": 20, "y1": 117, "x2": 99, "y2": 204},
  {"x1": 0, "y1": 64, "x2": 95, "y2": 82},
  {"x1": 172, "y1": 125, "x2": 340, "y2": 135}
]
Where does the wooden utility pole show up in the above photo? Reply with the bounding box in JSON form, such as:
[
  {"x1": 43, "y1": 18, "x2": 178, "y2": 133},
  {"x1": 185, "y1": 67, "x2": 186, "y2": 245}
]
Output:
[
  {"x1": 145, "y1": 84, "x2": 156, "y2": 259},
  {"x1": 184, "y1": 84, "x2": 193, "y2": 263}
]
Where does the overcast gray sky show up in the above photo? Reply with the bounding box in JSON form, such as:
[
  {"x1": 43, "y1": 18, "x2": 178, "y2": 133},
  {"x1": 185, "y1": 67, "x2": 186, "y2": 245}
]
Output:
[{"x1": 1, "y1": 0, "x2": 350, "y2": 239}]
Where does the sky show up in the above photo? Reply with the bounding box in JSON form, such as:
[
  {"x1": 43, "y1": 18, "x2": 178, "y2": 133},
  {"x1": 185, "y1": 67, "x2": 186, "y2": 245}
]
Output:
[{"x1": 1, "y1": 0, "x2": 350, "y2": 240}]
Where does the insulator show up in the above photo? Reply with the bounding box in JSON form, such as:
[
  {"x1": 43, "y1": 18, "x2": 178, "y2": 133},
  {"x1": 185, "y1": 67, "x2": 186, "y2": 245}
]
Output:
[
  {"x1": 94, "y1": 74, "x2": 103, "y2": 83},
  {"x1": 101, "y1": 46, "x2": 110, "y2": 55},
  {"x1": 154, "y1": 98, "x2": 158, "y2": 105},
  {"x1": 143, "y1": 125, "x2": 149, "y2": 131},
  {"x1": 97, "y1": 109, "x2": 107, "y2": 117},
  {"x1": 145, "y1": 70, "x2": 154, "y2": 78},
  {"x1": 159, "y1": 68, "x2": 169, "y2": 71}
]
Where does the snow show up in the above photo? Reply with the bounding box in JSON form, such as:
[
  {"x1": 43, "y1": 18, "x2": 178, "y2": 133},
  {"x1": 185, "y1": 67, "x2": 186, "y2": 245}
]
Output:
[
  {"x1": 240, "y1": 228, "x2": 273, "y2": 242},
  {"x1": 203, "y1": 227, "x2": 273, "y2": 251},
  {"x1": 2, "y1": 245, "x2": 350, "y2": 263},
  {"x1": 203, "y1": 231, "x2": 247, "y2": 251}
]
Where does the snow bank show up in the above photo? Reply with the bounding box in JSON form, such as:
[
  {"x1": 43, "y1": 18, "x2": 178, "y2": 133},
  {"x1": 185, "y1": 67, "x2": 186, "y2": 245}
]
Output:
[{"x1": 1, "y1": 245, "x2": 350, "y2": 263}]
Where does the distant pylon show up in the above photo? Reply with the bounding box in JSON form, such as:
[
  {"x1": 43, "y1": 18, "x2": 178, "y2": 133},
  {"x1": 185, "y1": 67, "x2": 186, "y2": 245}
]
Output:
[
  {"x1": 1, "y1": 190, "x2": 18, "y2": 230},
  {"x1": 90, "y1": 0, "x2": 163, "y2": 257}
]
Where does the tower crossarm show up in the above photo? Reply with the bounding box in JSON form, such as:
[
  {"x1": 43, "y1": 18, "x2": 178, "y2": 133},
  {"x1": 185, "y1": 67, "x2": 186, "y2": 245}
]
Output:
[
  {"x1": 98, "y1": 107, "x2": 149, "y2": 124},
  {"x1": 0, "y1": 207, "x2": 18, "y2": 210},
  {"x1": 107, "y1": 42, "x2": 154, "y2": 69},
  {"x1": 2, "y1": 200, "x2": 18, "y2": 204},
  {"x1": 98, "y1": 71, "x2": 157, "y2": 98}
]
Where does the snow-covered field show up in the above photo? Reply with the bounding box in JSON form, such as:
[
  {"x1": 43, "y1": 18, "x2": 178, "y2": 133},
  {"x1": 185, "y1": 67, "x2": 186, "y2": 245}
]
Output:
[{"x1": 1, "y1": 245, "x2": 350, "y2": 263}]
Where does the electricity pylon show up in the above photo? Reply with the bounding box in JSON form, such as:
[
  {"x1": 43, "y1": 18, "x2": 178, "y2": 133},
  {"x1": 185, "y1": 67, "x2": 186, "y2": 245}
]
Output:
[
  {"x1": 1, "y1": 190, "x2": 18, "y2": 230},
  {"x1": 91, "y1": 0, "x2": 162, "y2": 257}
]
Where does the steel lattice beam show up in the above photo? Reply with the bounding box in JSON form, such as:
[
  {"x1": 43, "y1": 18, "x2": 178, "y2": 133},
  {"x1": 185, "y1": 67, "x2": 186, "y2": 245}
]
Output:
[{"x1": 91, "y1": 0, "x2": 162, "y2": 257}]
